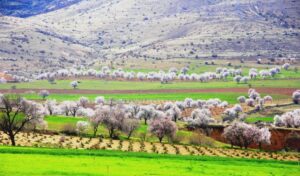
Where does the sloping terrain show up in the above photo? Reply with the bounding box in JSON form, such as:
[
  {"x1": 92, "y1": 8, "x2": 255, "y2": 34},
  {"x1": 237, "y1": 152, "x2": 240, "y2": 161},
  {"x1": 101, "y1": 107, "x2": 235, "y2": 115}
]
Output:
[
  {"x1": 0, "y1": 0, "x2": 82, "y2": 17},
  {"x1": 0, "y1": 16, "x2": 93, "y2": 74},
  {"x1": 0, "y1": 0, "x2": 299, "y2": 72}
]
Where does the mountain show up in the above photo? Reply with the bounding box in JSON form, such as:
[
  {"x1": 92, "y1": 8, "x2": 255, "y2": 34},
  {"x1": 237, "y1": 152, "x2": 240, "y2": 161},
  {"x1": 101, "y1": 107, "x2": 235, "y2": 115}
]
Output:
[
  {"x1": 0, "y1": 0, "x2": 82, "y2": 17},
  {"x1": 0, "y1": 0, "x2": 299, "y2": 73}
]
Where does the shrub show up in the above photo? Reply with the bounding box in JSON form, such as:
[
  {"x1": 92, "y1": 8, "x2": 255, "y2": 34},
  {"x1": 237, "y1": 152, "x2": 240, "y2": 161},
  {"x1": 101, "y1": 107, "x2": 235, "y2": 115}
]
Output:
[
  {"x1": 189, "y1": 132, "x2": 215, "y2": 147},
  {"x1": 76, "y1": 121, "x2": 89, "y2": 136},
  {"x1": 61, "y1": 123, "x2": 77, "y2": 135},
  {"x1": 292, "y1": 90, "x2": 300, "y2": 104},
  {"x1": 39, "y1": 90, "x2": 50, "y2": 99},
  {"x1": 285, "y1": 131, "x2": 300, "y2": 152}
]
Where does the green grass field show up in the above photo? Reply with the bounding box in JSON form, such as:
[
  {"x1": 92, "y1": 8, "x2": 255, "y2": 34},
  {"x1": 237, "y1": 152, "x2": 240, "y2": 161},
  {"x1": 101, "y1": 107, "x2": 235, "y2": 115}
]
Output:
[
  {"x1": 124, "y1": 63, "x2": 300, "y2": 79},
  {"x1": 0, "y1": 146, "x2": 299, "y2": 176},
  {"x1": 0, "y1": 79, "x2": 299, "y2": 90},
  {"x1": 12, "y1": 92, "x2": 289, "y2": 104},
  {"x1": 245, "y1": 117, "x2": 274, "y2": 123}
]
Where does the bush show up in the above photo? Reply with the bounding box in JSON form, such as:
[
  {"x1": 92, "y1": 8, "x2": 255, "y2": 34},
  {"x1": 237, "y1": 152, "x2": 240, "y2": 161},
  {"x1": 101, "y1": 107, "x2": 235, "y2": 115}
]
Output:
[
  {"x1": 139, "y1": 132, "x2": 147, "y2": 142},
  {"x1": 189, "y1": 132, "x2": 215, "y2": 147},
  {"x1": 285, "y1": 132, "x2": 300, "y2": 152},
  {"x1": 171, "y1": 135, "x2": 185, "y2": 144},
  {"x1": 61, "y1": 123, "x2": 77, "y2": 135}
]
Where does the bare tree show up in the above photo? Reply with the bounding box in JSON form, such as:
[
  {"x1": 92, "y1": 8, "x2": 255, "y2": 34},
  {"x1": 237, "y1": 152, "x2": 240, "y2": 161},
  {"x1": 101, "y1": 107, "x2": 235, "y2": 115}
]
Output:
[{"x1": 0, "y1": 95, "x2": 45, "y2": 146}]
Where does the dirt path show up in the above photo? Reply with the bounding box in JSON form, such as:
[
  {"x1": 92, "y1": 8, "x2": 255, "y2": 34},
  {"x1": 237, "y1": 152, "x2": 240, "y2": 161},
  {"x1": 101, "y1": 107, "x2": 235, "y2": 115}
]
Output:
[{"x1": 0, "y1": 87, "x2": 297, "y2": 96}]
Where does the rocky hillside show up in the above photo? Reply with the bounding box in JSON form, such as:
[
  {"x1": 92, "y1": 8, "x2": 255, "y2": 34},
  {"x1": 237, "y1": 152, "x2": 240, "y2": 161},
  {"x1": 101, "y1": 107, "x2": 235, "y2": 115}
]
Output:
[{"x1": 0, "y1": 0, "x2": 299, "y2": 72}]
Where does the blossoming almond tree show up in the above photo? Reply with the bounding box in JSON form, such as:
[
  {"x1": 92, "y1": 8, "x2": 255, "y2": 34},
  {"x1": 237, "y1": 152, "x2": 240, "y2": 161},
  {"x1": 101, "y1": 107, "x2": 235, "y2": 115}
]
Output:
[
  {"x1": 223, "y1": 122, "x2": 262, "y2": 149},
  {"x1": 149, "y1": 116, "x2": 177, "y2": 143}
]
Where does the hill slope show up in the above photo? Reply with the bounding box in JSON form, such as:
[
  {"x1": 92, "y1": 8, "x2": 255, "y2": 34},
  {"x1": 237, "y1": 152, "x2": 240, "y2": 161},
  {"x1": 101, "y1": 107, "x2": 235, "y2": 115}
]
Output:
[
  {"x1": 0, "y1": 0, "x2": 299, "y2": 72},
  {"x1": 0, "y1": 0, "x2": 82, "y2": 17}
]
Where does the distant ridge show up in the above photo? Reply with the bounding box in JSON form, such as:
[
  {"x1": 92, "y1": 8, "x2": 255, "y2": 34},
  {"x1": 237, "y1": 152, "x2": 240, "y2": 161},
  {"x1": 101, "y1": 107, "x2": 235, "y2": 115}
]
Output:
[{"x1": 0, "y1": 0, "x2": 82, "y2": 17}]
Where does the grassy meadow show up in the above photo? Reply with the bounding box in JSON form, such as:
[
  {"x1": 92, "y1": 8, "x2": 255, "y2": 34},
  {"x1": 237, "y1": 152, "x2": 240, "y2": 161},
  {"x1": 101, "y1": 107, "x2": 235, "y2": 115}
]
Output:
[
  {"x1": 0, "y1": 146, "x2": 299, "y2": 176},
  {"x1": 18, "y1": 92, "x2": 289, "y2": 105},
  {"x1": 0, "y1": 79, "x2": 299, "y2": 90}
]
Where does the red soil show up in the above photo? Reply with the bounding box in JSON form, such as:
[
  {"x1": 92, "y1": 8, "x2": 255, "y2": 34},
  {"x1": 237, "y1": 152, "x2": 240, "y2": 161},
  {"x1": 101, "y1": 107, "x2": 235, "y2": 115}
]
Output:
[{"x1": 210, "y1": 126, "x2": 300, "y2": 151}]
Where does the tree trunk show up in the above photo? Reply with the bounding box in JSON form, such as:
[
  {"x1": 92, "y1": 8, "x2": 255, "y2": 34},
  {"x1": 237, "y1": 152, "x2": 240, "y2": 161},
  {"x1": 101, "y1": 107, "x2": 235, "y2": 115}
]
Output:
[
  {"x1": 159, "y1": 137, "x2": 163, "y2": 143},
  {"x1": 9, "y1": 133, "x2": 16, "y2": 146},
  {"x1": 259, "y1": 143, "x2": 262, "y2": 151},
  {"x1": 93, "y1": 128, "x2": 98, "y2": 137},
  {"x1": 109, "y1": 128, "x2": 114, "y2": 138},
  {"x1": 144, "y1": 119, "x2": 147, "y2": 125},
  {"x1": 127, "y1": 131, "x2": 133, "y2": 140},
  {"x1": 93, "y1": 130, "x2": 97, "y2": 137}
]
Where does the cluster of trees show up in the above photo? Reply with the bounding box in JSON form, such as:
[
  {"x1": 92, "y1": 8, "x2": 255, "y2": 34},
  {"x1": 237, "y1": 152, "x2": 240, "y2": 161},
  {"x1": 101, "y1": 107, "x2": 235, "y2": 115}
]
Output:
[
  {"x1": 237, "y1": 89, "x2": 272, "y2": 111},
  {"x1": 0, "y1": 58, "x2": 297, "y2": 85},
  {"x1": 274, "y1": 109, "x2": 300, "y2": 128},
  {"x1": 45, "y1": 97, "x2": 229, "y2": 119},
  {"x1": 1, "y1": 92, "x2": 234, "y2": 145},
  {"x1": 186, "y1": 108, "x2": 215, "y2": 135},
  {"x1": 248, "y1": 63, "x2": 291, "y2": 80},
  {"x1": 70, "y1": 101, "x2": 177, "y2": 142},
  {"x1": 29, "y1": 62, "x2": 294, "y2": 86},
  {"x1": 221, "y1": 89, "x2": 273, "y2": 123},
  {"x1": 1, "y1": 88, "x2": 299, "y2": 147},
  {"x1": 222, "y1": 104, "x2": 244, "y2": 122},
  {"x1": 223, "y1": 122, "x2": 271, "y2": 149},
  {"x1": 47, "y1": 97, "x2": 230, "y2": 141}
]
